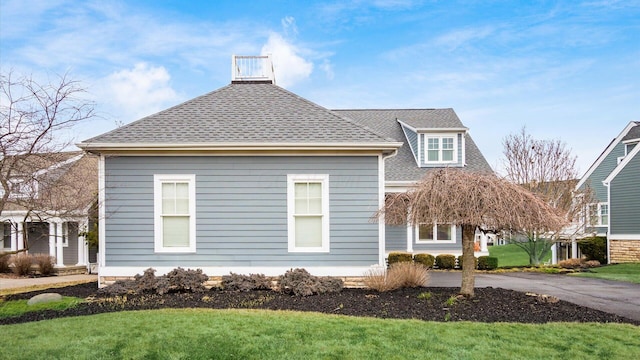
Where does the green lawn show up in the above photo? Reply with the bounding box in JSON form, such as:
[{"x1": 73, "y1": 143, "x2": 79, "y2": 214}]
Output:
[
  {"x1": 488, "y1": 243, "x2": 551, "y2": 267},
  {"x1": 0, "y1": 297, "x2": 84, "y2": 319},
  {"x1": 1, "y1": 309, "x2": 638, "y2": 359},
  {"x1": 572, "y1": 263, "x2": 640, "y2": 284}
]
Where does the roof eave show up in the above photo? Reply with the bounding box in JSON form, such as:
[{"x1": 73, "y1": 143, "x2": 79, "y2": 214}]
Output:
[{"x1": 77, "y1": 142, "x2": 403, "y2": 153}]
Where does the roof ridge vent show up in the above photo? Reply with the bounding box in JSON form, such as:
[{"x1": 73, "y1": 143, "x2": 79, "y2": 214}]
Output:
[{"x1": 231, "y1": 54, "x2": 276, "y2": 84}]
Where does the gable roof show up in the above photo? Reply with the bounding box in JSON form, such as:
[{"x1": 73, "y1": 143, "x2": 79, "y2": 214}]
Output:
[
  {"x1": 2, "y1": 152, "x2": 98, "y2": 214},
  {"x1": 622, "y1": 121, "x2": 640, "y2": 141},
  {"x1": 576, "y1": 121, "x2": 639, "y2": 190},
  {"x1": 603, "y1": 140, "x2": 640, "y2": 186},
  {"x1": 334, "y1": 109, "x2": 492, "y2": 182},
  {"x1": 79, "y1": 83, "x2": 400, "y2": 152}
]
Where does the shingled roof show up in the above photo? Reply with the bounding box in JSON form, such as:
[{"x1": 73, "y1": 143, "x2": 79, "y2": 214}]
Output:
[
  {"x1": 334, "y1": 109, "x2": 493, "y2": 182},
  {"x1": 80, "y1": 83, "x2": 398, "y2": 150}
]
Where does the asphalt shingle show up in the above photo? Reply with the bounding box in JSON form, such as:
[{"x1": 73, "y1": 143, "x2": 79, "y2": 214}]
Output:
[{"x1": 334, "y1": 109, "x2": 493, "y2": 181}]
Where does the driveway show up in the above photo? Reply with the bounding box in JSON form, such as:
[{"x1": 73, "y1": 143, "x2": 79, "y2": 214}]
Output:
[{"x1": 430, "y1": 271, "x2": 640, "y2": 322}]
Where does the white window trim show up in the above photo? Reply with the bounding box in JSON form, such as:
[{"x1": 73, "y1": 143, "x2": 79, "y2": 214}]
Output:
[
  {"x1": 416, "y1": 223, "x2": 456, "y2": 244},
  {"x1": 287, "y1": 174, "x2": 330, "y2": 253},
  {"x1": 154, "y1": 174, "x2": 197, "y2": 253},
  {"x1": 588, "y1": 202, "x2": 609, "y2": 227},
  {"x1": 422, "y1": 133, "x2": 458, "y2": 164}
]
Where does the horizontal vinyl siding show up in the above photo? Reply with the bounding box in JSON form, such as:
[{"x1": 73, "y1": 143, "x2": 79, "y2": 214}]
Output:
[
  {"x1": 104, "y1": 156, "x2": 380, "y2": 268},
  {"x1": 401, "y1": 124, "x2": 419, "y2": 161},
  {"x1": 581, "y1": 142, "x2": 625, "y2": 202},
  {"x1": 610, "y1": 153, "x2": 640, "y2": 235},
  {"x1": 385, "y1": 225, "x2": 407, "y2": 251}
]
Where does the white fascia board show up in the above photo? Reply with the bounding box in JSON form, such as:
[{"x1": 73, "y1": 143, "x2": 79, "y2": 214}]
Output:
[
  {"x1": 396, "y1": 120, "x2": 418, "y2": 133},
  {"x1": 385, "y1": 181, "x2": 418, "y2": 193},
  {"x1": 576, "y1": 121, "x2": 638, "y2": 190},
  {"x1": 603, "y1": 143, "x2": 640, "y2": 185},
  {"x1": 33, "y1": 153, "x2": 84, "y2": 177},
  {"x1": 622, "y1": 138, "x2": 640, "y2": 144},
  {"x1": 77, "y1": 142, "x2": 403, "y2": 154}
]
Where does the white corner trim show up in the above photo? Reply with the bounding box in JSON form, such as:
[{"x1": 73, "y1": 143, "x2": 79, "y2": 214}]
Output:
[{"x1": 98, "y1": 154, "x2": 106, "y2": 282}]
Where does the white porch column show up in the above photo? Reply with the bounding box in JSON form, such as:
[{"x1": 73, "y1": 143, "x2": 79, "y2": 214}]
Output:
[
  {"x1": 406, "y1": 222, "x2": 413, "y2": 252},
  {"x1": 10, "y1": 222, "x2": 18, "y2": 251},
  {"x1": 551, "y1": 243, "x2": 558, "y2": 265},
  {"x1": 571, "y1": 237, "x2": 578, "y2": 259},
  {"x1": 49, "y1": 222, "x2": 56, "y2": 257},
  {"x1": 55, "y1": 222, "x2": 64, "y2": 266},
  {"x1": 480, "y1": 233, "x2": 488, "y2": 252},
  {"x1": 16, "y1": 222, "x2": 24, "y2": 251},
  {"x1": 77, "y1": 222, "x2": 87, "y2": 266}
]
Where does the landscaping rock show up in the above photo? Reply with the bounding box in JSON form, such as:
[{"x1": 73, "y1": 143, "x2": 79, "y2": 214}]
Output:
[{"x1": 27, "y1": 293, "x2": 63, "y2": 306}]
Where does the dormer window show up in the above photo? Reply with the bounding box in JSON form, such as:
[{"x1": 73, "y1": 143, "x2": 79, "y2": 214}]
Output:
[{"x1": 426, "y1": 135, "x2": 456, "y2": 163}]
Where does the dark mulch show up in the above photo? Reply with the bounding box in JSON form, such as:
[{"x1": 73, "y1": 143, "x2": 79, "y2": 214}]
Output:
[{"x1": 2, "y1": 282, "x2": 638, "y2": 325}]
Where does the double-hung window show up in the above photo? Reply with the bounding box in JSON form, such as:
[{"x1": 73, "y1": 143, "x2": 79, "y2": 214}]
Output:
[
  {"x1": 425, "y1": 135, "x2": 456, "y2": 163},
  {"x1": 588, "y1": 203, "x2": 608, "y2": 226},
  {"x1": 154, "y1": 174, "x2": 196, "y2": 253},
  {"x1": 417, "y1": 223, "x2": 456, "y2": 243},
  {"x1": 287, "y1": 174, "x2": 329, "y2": 252}
]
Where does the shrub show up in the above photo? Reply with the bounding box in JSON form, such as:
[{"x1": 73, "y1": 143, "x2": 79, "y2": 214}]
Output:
[
  {"x1": 363, "y1": 267, "x2": 400, "y2": 292},
  {"x1": 364, "y1": 263, "x2": 429, "y2": 292},
  {"x1": 578, "y1": 237, "x2": 607, "y2": 263},
  {"x1": 165, "y1": 267, "x2": 209, "y2": 293},
  {"x1": 388, "y1": 262, "x2": 429, "y2": 288},
  {"x1": 33, "y1": 254, "x2": 56, "y2": 276},
  {"x1": 134, "y1": 268, "x2": 160, "y2": 293},
  {"x1": 277, "y1": 268, "x2": 343, "y2": 296},
  {"x1": 413, "y1": 253, "x2": 435, "y2": 268},
  {"x1": 457, "y1": 255, "x2": 478, "y2": 269},
  {"x1": 222, "y1": 272, "x2": 273, "y2": 291},
  {"x1": 558, "y1": 258, "x2": 601, "y2": 269},
  {"x1": 12, "y1": 253, "x2": 33, "y2": 276},
  {"x1": 477, "y1": 256, "x2": 499, "y2": 270},
  {"x1": 387, "y1": 252, "x2": 413, "y2": 265},
  {"x1": 98, "y1": 267, "x2": 209, "y2": 296},
  {"x1": 435, "y1": 254, "x2": 456, "y2": 269},
  {"x1": 0, "y1": 253, "x2": 10, "y2": 273}
]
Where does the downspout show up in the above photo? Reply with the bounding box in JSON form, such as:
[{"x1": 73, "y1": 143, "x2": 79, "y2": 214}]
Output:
[
  {"x1": 603, "y1": 179, "x2": 611, "y2": 264},
  {"x1": 379, "y1": 149, "x2": 399, "y2": 266}
]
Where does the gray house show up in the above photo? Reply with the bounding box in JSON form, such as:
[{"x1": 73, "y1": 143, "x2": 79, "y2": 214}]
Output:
[
  {"x1": 79, "y1": 56, "x2": 491, "y2": 285},
  {"x1": 576, "y1": 121, "x2": 640, "y2": 263}
]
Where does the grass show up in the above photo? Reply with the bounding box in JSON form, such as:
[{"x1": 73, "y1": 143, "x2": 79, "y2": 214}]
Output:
[
  {"x1": 0, "y1": 297, "x2": 85, "y2": 319},
  {"x1": 571, "y1": 263, "x2": 640, "y2": 284},
  {"x1": 489, "y1": 243, "x2": 551, "y2": 268},
  {"x1": 0, "y1": 309, "x2": 638, "y2": 359}
]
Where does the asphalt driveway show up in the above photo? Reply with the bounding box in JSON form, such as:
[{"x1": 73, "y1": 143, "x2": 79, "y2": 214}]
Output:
[{"x1": 430, "y1": 271, "x2": 640, "y2": 322}]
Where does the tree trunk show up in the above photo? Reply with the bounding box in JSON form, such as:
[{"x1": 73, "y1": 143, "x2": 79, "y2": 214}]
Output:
[{"x1": 460, "y1": 224, "x2": 476, "y2": 297}]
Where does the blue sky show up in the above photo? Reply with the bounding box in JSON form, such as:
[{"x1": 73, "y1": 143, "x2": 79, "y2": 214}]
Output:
[{"x1": 1, "y1": 0, "x2": 638, "y2": 174}]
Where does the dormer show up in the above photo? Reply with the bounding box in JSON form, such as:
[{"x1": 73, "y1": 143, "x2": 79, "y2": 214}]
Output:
[
  {"x1": 231, "y1": 54, "x2": 275, "y2": 84},
  {"x1": 398, "y1": 118, "x2": 468, "y2": 168}
]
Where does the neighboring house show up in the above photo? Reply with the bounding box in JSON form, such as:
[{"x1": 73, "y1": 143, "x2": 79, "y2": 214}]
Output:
[
  {"x1": 0, "y1": 151, "x2": 98, "y2": 268},
  {"x1": 575, "y1": 121, "x2": 640, "y2": 263},
  {"x1": 78, "y1": 56, "x2": 491, "y2": 286}
]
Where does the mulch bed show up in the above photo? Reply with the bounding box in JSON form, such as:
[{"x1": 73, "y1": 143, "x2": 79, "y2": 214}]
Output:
[{"x1": 2, "y1": 282, "x2": 638, "y2": 326}]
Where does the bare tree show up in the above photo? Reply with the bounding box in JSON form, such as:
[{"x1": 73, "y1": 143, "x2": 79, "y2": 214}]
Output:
[
  {"x1": 502, "y1": 127, "x2": 593, "y2": 265},
  {"x1": 0, "y1": 70, "x2": 95, "y2": 254},
  {"x1": 378, "y1": 168, "x2": 566, "y2": 297}
]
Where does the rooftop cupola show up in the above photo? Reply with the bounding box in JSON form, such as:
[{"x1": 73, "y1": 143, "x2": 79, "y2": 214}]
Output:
[{"x1": 231, "y1": 54, "x2": 276, "y2": 84}]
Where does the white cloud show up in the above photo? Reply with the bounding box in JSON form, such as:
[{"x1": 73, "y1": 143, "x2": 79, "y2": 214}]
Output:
[
  {"x1": 320, "y1": 59, "x2": 335, "y2": 80},
  {"x1": 102, "y1": 63, "x2": 181, "y2": 122},
  {"x1": 261, "y1": 33, "x2": 313, "y2": 88}
]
